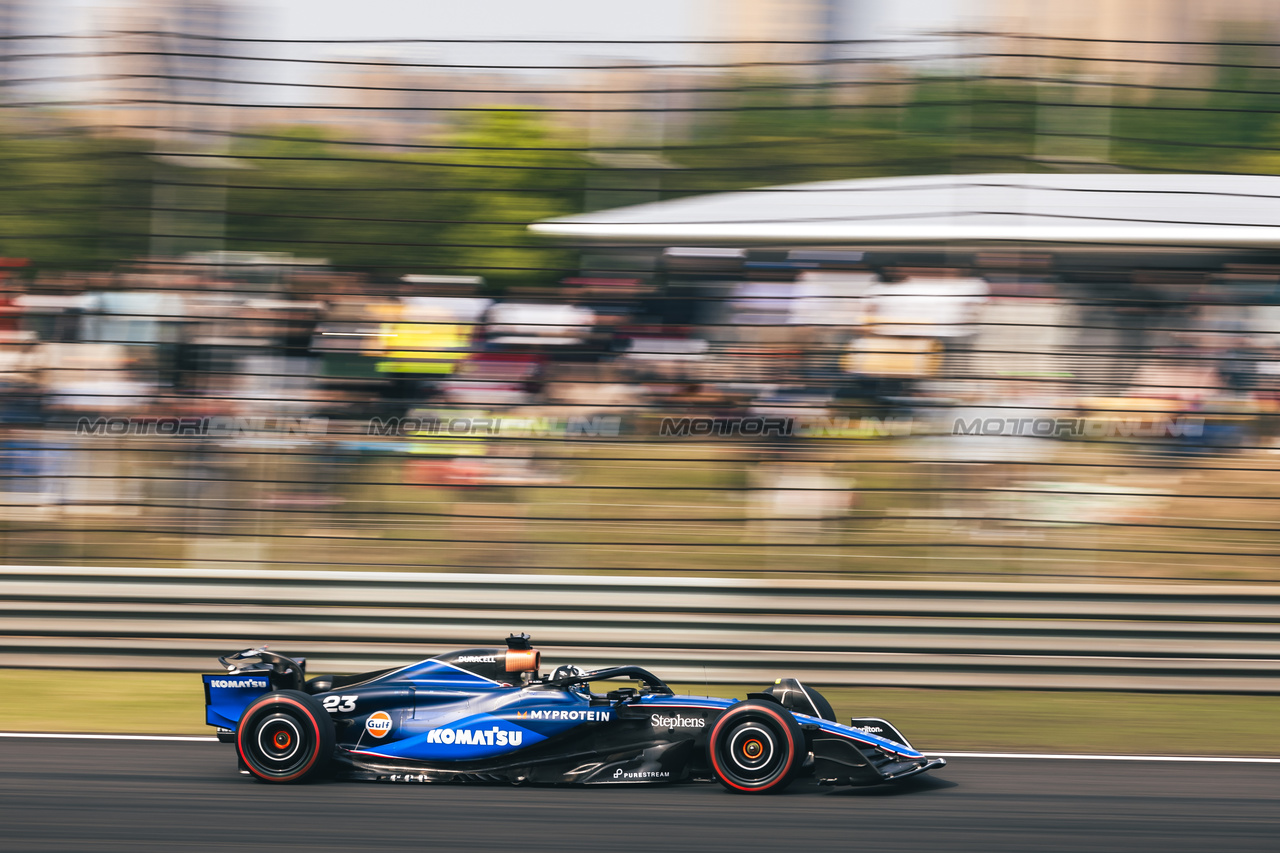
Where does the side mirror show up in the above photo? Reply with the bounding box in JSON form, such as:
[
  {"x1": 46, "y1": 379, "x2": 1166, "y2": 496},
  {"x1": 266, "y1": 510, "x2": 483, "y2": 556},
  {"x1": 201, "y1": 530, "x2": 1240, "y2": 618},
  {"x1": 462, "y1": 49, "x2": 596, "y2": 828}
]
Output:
[{"x1": 606, "y1": 687, "x2": 637, "y2": 703}]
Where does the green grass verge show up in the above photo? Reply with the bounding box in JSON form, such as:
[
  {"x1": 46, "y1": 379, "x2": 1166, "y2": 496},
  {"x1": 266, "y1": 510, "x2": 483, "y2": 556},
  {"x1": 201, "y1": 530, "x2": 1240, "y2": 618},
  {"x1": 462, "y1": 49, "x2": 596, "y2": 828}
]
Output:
[{"x1": 2, "y1": 669, "x2": 1276, "y2": 756}]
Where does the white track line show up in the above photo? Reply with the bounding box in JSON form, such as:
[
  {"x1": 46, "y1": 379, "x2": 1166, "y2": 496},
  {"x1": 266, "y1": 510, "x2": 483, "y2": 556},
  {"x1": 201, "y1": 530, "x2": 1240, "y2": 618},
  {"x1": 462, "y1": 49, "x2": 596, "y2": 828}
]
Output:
[
  {"x1": 929, "y1": 751, "x2": 1280, "y2": 764},
  {"x1": 0, "y1": 733, "x2": 1274, "y2": 762}
]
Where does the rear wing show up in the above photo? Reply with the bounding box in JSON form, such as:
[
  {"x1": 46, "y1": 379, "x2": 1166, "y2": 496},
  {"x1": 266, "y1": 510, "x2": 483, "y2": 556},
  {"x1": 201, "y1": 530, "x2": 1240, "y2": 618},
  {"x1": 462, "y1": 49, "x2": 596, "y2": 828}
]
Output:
[
  {"x1": 202, "y1": 646, "x2": 307, "y2": 734},
  {"x1": 203, "y1": 674, "x2": 271, "y2": 731}
]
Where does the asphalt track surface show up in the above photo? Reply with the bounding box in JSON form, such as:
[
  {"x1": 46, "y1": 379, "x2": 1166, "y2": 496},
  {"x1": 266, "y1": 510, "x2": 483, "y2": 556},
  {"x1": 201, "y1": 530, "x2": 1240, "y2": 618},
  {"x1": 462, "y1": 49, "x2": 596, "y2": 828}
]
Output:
[{"x1": 1, "y1": 739, "x2": 1277, "y2": 852}]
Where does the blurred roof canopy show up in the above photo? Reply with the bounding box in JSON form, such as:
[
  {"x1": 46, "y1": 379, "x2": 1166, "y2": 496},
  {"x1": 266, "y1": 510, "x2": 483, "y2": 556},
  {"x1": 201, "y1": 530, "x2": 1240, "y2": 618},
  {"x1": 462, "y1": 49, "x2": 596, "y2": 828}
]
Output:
[{"x1": 531, "y1": 173, "x2": 1280, "y2": 250}]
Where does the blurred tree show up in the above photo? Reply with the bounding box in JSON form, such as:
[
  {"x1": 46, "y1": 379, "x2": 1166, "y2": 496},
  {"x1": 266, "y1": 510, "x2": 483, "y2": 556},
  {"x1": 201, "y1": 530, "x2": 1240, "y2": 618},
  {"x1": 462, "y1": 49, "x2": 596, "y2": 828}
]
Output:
[
  {"x1": 0, "y1": 127, "x2": 151, "y2": 269},
  {"x1": 6, "y1": 39, "x2": 1280, "y2": 280},
  {"x1": 434, "y1": 110, "x2": 586, "y2": 290},
  {"x1": 219, "y1": 112, "x2": 584, "y2": 288}
]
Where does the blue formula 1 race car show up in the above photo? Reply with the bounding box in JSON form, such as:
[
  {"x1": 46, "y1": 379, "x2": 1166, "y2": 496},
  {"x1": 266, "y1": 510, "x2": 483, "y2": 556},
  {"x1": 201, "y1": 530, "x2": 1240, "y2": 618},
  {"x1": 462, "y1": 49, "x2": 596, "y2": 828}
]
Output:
[{"x1": 203, "y1": 634, "x2": 946, "y2": 793}]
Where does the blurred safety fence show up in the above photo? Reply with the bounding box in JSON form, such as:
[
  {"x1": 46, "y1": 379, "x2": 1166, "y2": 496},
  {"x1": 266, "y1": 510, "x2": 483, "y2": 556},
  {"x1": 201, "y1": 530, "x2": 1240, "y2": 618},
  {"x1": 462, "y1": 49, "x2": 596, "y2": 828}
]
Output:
[
  {"x1": 6, "y1": 30, "x2": 1280, "y2": 585},
  {"x1": 3, "y1": 565, "x2": 1278, "y2": 692}
]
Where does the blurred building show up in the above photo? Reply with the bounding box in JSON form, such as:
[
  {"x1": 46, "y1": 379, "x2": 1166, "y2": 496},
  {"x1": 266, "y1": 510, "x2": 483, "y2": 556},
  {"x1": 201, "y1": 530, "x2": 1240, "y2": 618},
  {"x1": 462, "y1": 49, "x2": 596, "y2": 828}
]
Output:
[
  {"x1": 88, "y1": 0, "x2": 245, "y2": 142},
  {"x1": 710, "y1": 0, "x2": 832, "y2": 69},
  {"x1": 991, "y1": 0, "x2": 1280, "y2": 82},
  {"x1": 287, "y1": 64, "x2": 709, "y2": 147}
]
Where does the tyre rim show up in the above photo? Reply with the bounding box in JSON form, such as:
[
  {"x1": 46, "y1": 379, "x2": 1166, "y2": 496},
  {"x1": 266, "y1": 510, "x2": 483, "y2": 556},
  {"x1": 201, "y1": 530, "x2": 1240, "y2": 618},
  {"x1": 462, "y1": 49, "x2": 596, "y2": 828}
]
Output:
[
  {"x1": 254, "y1": 713, "x2": 304, "y2": 766},
  {"x1": 725, "y1": 722, "x2": 781, "y2": 780}
]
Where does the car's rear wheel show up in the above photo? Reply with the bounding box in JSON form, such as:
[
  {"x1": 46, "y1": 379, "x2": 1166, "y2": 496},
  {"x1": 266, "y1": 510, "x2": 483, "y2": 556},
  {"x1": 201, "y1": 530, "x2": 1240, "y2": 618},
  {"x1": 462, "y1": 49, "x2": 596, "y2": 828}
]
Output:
[
  {"x1": 236, "y1": 690, "x2": 334, "y2": 783},
  {"x1": 708, "y1": 700, "x2": 804, "y2": 794}
]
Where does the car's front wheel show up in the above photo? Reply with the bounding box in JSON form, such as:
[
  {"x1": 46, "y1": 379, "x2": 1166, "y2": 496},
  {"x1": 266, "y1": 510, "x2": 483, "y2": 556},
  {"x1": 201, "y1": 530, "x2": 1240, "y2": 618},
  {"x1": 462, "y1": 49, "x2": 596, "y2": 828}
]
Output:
[
  {"x1": 236, "y1": 690, "x2": 334, "y2": 783},
  {"x1": 708, "y1": 700, "x2": 804, "y2": 793}
]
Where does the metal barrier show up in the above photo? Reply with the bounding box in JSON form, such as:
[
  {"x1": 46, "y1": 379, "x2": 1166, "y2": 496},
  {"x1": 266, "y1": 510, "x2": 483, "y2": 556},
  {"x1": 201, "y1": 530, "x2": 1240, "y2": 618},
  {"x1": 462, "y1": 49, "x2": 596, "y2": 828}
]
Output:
[{"x1": 3, "y1": 565, "x2": 1278, "y2": 692}]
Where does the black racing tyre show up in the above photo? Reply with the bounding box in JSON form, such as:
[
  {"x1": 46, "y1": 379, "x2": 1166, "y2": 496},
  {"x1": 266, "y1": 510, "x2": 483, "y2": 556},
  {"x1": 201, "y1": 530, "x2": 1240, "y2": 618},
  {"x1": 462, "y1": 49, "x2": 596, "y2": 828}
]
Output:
[
  {"x1": 708, "y1": 700, "x2": 804, "y2": 794},
  {"x1": 236, "y1": 690, "x2": 335, "y2": 783},
  {"x1": 804, "y1": 685, "x2": 837, "y2": 723}
]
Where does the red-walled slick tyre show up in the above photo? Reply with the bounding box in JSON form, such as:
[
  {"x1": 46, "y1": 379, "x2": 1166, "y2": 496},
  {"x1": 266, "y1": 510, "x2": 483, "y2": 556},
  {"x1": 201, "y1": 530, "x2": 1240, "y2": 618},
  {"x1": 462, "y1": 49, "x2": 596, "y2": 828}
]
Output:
[
  {"x1": 236, "y1": 690, "x2": 334, "y2": 783},
  {"x1": 708, "y1": 700, "x2": 804, "y2": 794}
]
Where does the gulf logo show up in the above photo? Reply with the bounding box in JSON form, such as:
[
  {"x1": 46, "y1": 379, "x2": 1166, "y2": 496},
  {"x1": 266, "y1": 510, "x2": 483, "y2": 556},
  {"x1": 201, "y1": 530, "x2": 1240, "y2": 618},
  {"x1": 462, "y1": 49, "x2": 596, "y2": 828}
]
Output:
[{"x1": 366, "y1": 711, "x2": 393, "y2": 739}]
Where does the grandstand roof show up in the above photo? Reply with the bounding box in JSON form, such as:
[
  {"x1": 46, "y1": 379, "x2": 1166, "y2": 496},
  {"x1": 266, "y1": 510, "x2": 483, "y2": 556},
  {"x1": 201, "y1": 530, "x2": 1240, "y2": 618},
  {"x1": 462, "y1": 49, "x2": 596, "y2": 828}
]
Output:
[{"x1": 530, "y1": 172, "x2": 1280, "y2": 249}]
